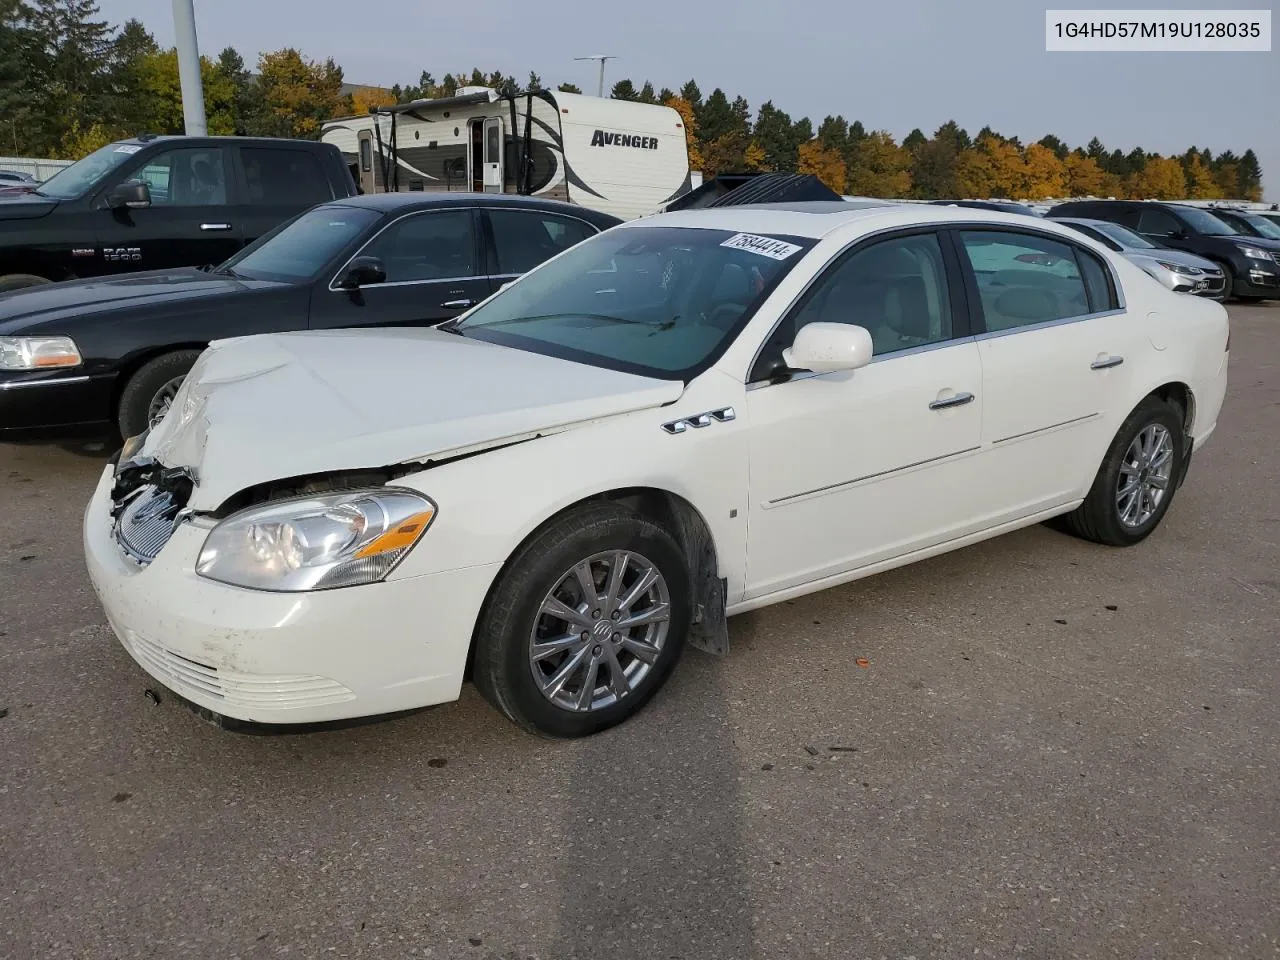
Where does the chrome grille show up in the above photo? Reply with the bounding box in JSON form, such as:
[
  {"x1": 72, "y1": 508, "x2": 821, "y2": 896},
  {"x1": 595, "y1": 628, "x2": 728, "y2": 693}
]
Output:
[{"x1": 113, "y1": 484, "x2": 184, "y2": 564}]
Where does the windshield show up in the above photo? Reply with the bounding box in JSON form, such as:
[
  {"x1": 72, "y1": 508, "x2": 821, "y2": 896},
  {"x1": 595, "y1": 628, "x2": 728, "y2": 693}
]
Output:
[
  {"x1": 1174, "y1": 206, "x2": 1239, "y2": 236},
  {"x1": 1237, "y1": 213, "x2": 1280, "y2": 240},
  {"x1": 455, "y1": 225, "x2": 817, "y2": 380},
  {"x1": 35, "y1": 142, "x2": 139, "y2": 199},
  {"x1": 1091, "y1": 220, "x2": 1159, "y2": 249},
  {"x1": 216, "y1": 205, "x2": 382, "y2": 282}
]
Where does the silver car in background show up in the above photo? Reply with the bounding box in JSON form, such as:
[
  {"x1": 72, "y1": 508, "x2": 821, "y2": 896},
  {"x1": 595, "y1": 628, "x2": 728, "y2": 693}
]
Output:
[{"x1": 1049, "y1": 216, "x2": 1227, "y2": 301}]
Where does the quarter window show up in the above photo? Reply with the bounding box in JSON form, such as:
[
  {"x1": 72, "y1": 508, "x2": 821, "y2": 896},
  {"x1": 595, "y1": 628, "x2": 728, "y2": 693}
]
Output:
[
  {"x1": 125, "y1": 148, "x2": 229, "y2": 206},
  {"x1": 487, "y1": 209, "x2": 598, "y2": 275},
  {"x1": 958, "y1": 230, "x2": 1092, "y2": 331},
  {"x1": 361, "y1": 210, "x2": 476, "y2": 283},
  {"x1": 784, "y1": 232, "x2": 954, "y2": 358}
]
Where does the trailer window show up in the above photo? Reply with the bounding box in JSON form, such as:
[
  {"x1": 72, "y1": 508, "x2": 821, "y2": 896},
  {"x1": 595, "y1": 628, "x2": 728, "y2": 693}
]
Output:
[{"x1": 487, "y1": 209, "x2": 598, "y2": 275}]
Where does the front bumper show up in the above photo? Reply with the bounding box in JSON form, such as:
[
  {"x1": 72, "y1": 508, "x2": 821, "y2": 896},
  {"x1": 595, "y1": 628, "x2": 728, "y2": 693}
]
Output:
[
  {"x1": 83, "y1": 466, "x2": 501, "y2": 726},
  {"x1": 1234, "y1": 262, "x2": 1280, "y2": 299},
  {"x1": 0, "y1": 371, "x2": 116, "y2": 441}
]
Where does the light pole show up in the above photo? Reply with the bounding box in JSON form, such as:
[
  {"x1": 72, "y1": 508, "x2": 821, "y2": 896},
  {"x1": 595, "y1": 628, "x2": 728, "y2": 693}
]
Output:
[
  {"x1": 172, "y1": 0, "x2": 207, "y2": 135},
  {"x1": 573, "y1": 55, "x2": 617, "y2": 98}
]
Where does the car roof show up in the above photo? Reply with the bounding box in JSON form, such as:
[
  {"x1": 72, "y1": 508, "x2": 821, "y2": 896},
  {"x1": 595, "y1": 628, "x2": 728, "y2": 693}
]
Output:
[
  {"x1": 324, "y1": 191, "x2": 621, "y2": 223},
  {"x1": 623, "y1": 200, "x2": 1066, "y2": 241}
]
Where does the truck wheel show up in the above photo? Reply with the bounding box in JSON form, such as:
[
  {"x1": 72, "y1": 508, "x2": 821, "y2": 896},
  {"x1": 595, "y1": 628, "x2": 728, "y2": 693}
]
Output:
[
  {"x1": 0, "y1": 273, "x2": 52, "y2": 293},
  {"x1": 117, "y1": 350, "x2": 202, "y2": 439}
]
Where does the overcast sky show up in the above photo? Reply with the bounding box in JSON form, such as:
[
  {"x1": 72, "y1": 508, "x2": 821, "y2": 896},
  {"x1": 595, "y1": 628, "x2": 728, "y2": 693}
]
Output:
[{"x1": 99, "y1": 0, "x2": 1279, "y2": 201}]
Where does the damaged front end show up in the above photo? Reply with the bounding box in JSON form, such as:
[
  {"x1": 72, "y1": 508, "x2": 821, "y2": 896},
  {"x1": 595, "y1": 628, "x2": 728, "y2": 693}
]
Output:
[{"x1": 108, "y1": 433, "x2": 198, "y2": 565}]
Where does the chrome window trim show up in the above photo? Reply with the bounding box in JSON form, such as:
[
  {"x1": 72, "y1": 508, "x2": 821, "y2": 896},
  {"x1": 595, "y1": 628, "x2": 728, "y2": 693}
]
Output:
[
  {"x1": 743, "y1": 219, "x2": 1129, "y2": 388},
  {"x1": 327, "y1": 207, "x2": 480, "y2": 292},
  {"x1": 0, "y1": 374, "x2": 91, "y2": 390}
]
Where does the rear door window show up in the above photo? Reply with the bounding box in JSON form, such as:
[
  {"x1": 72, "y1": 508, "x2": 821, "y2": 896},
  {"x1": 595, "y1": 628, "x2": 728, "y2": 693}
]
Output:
[
  {"x1": 486, "y1": 208, "x2": 600, "y2": 275},
  {"x1": 240, "y1": 148, "x2": 334, "y2": 206},
  {"x1": 361, "y1": 209, "x2": 477, "y2": 282},
  {"x1": 957, "y1": 230, "x2": 1094, "y2": 331}
]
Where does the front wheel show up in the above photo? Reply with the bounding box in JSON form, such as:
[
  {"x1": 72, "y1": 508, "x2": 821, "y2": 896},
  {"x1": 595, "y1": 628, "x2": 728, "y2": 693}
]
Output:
[
  {"x1": 1059, "y1": 396, "x2": 1186, "y2": 547},
  {"x1": 473, "y1": 502, "x2": 692, "y2": 738},
  {"x1": 116, "y1": 350, "x2": 202, "y2": 439},
  {"x1": 0, "y1": 273, "x2": 53, "y2": 293}
]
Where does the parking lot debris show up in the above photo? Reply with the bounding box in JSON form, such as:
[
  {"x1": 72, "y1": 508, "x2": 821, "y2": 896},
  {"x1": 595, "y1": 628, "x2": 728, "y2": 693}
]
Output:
[
  {"x1": 112, "y1": 792, "x2": 131, "y2": 803},
  {"x1": 803, "y1": 745, "x2": 819, "y2": 756},
  {"x1": 1106, "y1": 605, "x2": 1119, "y2": 611},
  {"x1": 855, "y1": 658, "x2": 871, "y2": 668},
  {"x1": 761, "y1": 763, "x2": 774, "y2": 771},
  {"x1": 1054, "y1": 618, "x2": 1068, "y2": 625},
  {"x1": 427, "y1": 757, "x2": 447, "y2": 768},
  {"x1": 829, "y1": 746, "x2": 858, "y2": 753},
  {"x1": 0, "y1": 707, "x2": 8, "y2": 720},
  {"x1": 143, "y1": 688, "x2": 161, "y2": 706}
]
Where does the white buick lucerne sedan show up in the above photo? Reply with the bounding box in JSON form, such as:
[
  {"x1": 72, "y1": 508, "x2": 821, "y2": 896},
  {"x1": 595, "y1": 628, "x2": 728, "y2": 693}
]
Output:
[{"x1": 83, "y1": 201, "x2": 1230, "y2": 738}]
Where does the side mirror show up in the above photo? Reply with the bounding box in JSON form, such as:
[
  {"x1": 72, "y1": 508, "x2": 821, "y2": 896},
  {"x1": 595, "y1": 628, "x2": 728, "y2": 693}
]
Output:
[
  {"x1": 336, "y1": 256, "x2": 386, "y2": 289},
  {"x1": 782, "y1": 322, "x2": 874, "y2": 375},
  {"x1": 106, "y1": 180, "x2": 151, "y2": 209}
]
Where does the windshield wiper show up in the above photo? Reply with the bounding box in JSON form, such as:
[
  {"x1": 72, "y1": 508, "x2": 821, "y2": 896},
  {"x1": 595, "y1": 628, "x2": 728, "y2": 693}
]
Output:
[{"x1": 464, "y1": 313, "x2": 646, "y2": 330}]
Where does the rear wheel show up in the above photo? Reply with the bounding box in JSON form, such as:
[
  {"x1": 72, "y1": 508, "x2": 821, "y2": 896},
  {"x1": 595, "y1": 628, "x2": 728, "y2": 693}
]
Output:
[
  {"x1": 1059, "y1": 396, "x2": 1186, "y2": 547},
  {"x1": 116, "y1": 350, "x2": 202, "y2": 439},
  {"x1": 0, "y1": 273, "x2": 52, "y2": 293},
  {"x1": 473, "y1": 502, "x2": 692, "y2": 738}
]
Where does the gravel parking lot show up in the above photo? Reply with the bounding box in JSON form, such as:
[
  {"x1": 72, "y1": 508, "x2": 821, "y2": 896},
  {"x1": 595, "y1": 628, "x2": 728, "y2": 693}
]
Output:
[{"x1": 2, "y1": 303, "x2": 1277, "y2": 960}]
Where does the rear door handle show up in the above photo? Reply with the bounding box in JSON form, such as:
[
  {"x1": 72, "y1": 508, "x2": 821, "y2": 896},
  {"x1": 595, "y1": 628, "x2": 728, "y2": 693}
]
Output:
[
  {"x1": 929, "y1": 391, "x2": 975, "y2": 410},
  {"x1": 200, "y1": 222, "x2": 232, "y2": 231},
  {"x1": 441, "y1": 299, "x2": 475, "y2": 309},
  {"x1": 1091, "y1": 355, "x2": 1124, "y2": 370}
]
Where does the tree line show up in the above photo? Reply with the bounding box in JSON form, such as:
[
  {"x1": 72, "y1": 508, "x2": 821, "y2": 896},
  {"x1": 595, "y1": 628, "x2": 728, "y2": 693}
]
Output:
[{"x1": 1, "y1": 0, "x2": 1264, "y2": 201}]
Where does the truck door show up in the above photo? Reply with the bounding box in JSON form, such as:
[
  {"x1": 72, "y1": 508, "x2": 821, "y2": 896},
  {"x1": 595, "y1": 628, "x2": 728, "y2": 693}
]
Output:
[
  {"x1": 93, "y1": 145, "x2": 244, "y2": 273},
  {"x1": 483, "y1": 117, "x2": 504, "y2": 193},
  {"x1": 357, "y1": 129, "x2": 377, "y2": 194}
]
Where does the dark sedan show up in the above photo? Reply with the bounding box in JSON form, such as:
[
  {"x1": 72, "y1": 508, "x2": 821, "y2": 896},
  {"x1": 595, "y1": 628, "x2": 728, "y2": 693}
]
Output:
[{"x1": 0, "y1": 193, "x2": 620, "y2": 442}]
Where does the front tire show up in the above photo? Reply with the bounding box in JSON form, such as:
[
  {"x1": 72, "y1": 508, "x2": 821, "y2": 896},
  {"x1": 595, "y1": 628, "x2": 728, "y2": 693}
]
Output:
[
  {"x1": 473, "y1": 502, "x2": 692, "y2": 738},
  {"x1": 116, "y1": 350, "x2": 202, "y2": 439},
  {"x1": 0, "y1": 273, "x2": 53, "y2": 293},
  {"x1": 1060, "y1": 396, "x2": 1186, "y2": 547}
]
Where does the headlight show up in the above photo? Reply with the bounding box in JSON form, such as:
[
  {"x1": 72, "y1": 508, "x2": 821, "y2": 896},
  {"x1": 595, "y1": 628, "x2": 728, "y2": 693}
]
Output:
[
  {"x1": 0, "y1": 335, "x2": 81, "y2": 370},
  {"x1": 1155, "y1": 260, "x2": 1200, "y2": 276},
  {"x1": 1235, "y1": 244, "x2": 1276, "y2": 262},
  {"x1": 196, "y1": 488, "x2": 436, "y2": 592}
]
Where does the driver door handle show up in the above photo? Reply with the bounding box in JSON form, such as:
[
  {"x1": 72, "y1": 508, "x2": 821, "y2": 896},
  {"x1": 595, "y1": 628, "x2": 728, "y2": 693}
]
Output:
[
  {"x1": 929, "y1": 391, "x2": 975, "y2": 411},
  {"x1": 200, "y1": 222, "x2": 232, "y2": 231},
  {"x1": 1091, "y1": 355, "x2": 1124, "y2": 370},
  {"x1": 441, "y1": 299, "x2": 475, "y2": 310}
]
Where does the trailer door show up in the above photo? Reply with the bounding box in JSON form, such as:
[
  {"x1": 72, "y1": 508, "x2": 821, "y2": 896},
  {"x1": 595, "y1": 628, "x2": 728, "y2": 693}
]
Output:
[
  {"x1": 482, "y1": 117, "x2": 503, "y2": 193},
  {"x1": 357, "y1": 129, "x2": 376, "y2": 194}
]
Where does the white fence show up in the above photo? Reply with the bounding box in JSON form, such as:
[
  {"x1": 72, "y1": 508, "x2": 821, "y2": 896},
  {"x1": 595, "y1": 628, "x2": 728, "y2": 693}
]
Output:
[{"x1": 0, "y1": 156, "x2": 74, "y2": 181}]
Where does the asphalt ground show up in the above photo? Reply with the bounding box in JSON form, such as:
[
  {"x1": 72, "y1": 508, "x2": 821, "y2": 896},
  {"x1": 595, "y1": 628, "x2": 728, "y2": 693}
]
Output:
[{"x1": 1, "y1": 303, "x2": 1277, "y2": 960}]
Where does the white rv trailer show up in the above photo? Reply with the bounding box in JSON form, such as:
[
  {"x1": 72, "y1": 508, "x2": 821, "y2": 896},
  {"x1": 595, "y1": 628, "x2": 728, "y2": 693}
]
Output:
[{"x1": 320, "y1": 87, "x2": 692, "y2": 221}]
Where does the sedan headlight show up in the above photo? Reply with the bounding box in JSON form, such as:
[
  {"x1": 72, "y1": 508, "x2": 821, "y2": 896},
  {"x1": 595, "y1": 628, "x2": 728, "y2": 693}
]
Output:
[
  {"x1": 1235, "y1": 243, "x2": 1277, "y2": 262},
  {"x1": 0, "y1": 335, "x2": 81, "y2": 370},
  {"x1": 1155, "y1": 260, "x2": 1201, "y2": 276},
  {"x1": 196, "y1": 488, "x2": 436, "y2": 592}
]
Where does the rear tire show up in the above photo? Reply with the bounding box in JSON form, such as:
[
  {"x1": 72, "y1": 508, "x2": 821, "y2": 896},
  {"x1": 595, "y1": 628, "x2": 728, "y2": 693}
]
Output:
[
  {"x1": 116, "y1": 350, "x2": 202, "y2": 439},
  {"x1": 0, "y1": 273, "x2": 52, "y2": 293},
  {"x1": 473, "y1": 502, "x2": 692, "y2": 738},
  {"x1": 1059, "y1": 395, "x2": 1186, "y2": 547}
]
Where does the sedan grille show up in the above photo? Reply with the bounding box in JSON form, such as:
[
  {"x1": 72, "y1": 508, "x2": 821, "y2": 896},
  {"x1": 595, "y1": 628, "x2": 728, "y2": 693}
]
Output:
[{"x1": 113, "y1": 483, "x2": 185, "y2": 564}]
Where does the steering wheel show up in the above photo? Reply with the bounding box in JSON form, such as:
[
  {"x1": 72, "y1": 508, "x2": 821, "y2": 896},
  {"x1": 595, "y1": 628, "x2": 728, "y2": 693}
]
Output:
[{"x1": 704, "y1": 302, "x2": 748, "y2": 330}]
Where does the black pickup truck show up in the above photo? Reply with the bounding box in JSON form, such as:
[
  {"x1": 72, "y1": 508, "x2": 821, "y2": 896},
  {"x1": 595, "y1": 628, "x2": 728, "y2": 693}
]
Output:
[{"x1": 0, "y1": 135, "x2": 358, "y2": 291}]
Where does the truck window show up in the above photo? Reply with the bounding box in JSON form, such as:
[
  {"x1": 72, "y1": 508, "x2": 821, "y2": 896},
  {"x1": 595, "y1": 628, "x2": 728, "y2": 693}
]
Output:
[
  {"x1": 122, "y1": 148, "x2": 229, "y2": 206},
  {"x1": 240, "y1": 148, "x2": 334, "y2": 206},
  {"x1": 487, "y1": 209, "x2": 598, "y2": 275}
]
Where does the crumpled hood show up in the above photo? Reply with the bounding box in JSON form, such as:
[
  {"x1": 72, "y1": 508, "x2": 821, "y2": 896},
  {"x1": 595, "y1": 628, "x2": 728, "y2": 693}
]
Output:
[{"x1": 142, "y1": 327, "x2": 685, "y2": 511}]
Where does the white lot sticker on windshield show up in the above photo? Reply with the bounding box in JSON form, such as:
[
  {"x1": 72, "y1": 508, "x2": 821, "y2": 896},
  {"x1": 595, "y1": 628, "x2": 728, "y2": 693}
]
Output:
[
  {"x1": 720, "y1": 233, "x2": 802, "y2": 260},
  {"x1": 114, "y1": 144, "x2": 142, "y2": 154}
]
